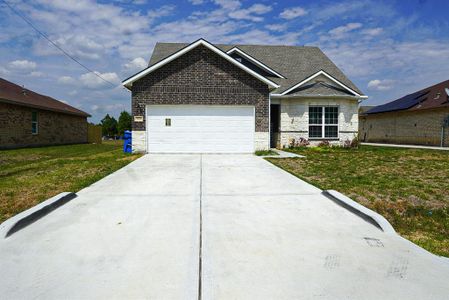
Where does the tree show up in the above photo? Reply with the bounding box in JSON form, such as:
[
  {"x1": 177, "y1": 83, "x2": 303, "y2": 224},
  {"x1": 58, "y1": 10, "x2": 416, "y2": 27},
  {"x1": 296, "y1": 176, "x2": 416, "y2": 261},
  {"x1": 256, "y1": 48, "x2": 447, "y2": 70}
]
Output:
[
  {"x1": 100, "y1": 114, "x2": 118, "y2": 137},
  {"x1": 117, "y1": 111, "x2": 132, "y2": 136}
]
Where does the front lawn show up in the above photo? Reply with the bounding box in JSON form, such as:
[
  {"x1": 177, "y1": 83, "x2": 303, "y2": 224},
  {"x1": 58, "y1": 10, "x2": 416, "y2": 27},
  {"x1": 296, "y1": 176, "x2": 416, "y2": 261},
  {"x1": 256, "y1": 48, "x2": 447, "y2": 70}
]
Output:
[
  {"x1": 267, "y1": 145, "x2": 449, "y2": 257},
  {"x1": 0, "y1": 141, "x2": 142, "y2": 224}
]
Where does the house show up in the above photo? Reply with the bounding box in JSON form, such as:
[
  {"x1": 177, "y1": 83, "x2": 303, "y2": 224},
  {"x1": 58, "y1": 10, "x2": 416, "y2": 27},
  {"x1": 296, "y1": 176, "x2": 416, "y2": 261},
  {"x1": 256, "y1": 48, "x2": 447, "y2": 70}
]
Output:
[
  {"x1": 122, "y1": 39, "x2": 366, "y2": 153},
  {"x1": 0, "y1": 77, "x2": 90, "y2": 149},
  {"x1": 360, "y1": 80, "x2": 449, "y2": 147}
]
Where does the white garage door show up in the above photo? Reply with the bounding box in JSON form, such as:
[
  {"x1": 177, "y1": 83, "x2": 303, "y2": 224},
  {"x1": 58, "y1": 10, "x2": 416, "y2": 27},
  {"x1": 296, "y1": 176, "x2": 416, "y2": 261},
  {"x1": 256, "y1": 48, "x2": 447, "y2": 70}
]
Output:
[{"x1": 146, "y1": 105, "x2": 255, "y2": 153}]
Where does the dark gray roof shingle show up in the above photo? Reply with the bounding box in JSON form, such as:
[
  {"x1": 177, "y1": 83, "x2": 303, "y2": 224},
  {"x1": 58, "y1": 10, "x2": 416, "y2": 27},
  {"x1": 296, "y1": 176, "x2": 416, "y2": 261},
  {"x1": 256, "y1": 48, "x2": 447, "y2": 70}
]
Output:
[{"x1": 148, "y1": 42, "x2": 363, "y2": 95}]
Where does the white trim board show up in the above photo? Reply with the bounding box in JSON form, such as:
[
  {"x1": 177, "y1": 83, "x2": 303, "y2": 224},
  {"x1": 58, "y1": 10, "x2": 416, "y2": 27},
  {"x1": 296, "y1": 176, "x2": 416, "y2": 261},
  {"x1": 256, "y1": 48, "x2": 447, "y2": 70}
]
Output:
[
  {"x1": 280, "y1": 70, "x2": 362, "y2": 97},
  {"x1": 122, "y1": 39, "x2": 280, "y2": 89},
  {"x1": 226, "y1": 47, "x2": 285, "y2": 79}
]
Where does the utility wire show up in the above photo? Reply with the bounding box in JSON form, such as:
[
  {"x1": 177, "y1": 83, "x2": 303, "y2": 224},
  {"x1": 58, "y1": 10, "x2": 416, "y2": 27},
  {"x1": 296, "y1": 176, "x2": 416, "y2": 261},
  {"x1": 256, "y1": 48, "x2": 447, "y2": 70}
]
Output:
[{"x1": 1, "y1": 0, "x2": 117, "y2": 87}]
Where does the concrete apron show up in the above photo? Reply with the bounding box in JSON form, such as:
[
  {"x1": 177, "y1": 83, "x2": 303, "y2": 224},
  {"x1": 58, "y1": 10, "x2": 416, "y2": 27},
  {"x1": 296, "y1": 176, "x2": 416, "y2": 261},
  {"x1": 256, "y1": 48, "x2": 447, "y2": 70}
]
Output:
[{"x1": 1, "y1": 154, "x2": 448, "y2": 299}]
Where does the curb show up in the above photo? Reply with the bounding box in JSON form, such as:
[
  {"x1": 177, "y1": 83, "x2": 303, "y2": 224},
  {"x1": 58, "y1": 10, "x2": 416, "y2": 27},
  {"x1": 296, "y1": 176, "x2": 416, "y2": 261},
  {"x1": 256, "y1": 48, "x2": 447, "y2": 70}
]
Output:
[
  {"x1": 0, "y1": 192, "x2": 77, "y2": 238},
  {"x1": 322, "y1": 190, "x2": 396, "y2": 234}
]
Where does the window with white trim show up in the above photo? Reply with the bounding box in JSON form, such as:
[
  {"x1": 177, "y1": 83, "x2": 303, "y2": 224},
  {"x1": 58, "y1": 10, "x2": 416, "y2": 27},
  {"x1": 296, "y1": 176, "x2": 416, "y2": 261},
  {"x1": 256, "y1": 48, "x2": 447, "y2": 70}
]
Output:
[
  {"x1": 31, "y1": 111, "x2": 38, "y2": 134},
  {"x1": 308, "y1": 106, "x2": 338, "y2": 139}
]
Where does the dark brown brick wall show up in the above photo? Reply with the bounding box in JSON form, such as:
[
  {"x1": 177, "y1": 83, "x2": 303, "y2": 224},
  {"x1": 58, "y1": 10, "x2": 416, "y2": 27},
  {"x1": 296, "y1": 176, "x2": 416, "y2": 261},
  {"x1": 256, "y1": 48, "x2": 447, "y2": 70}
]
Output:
[
  {"x1": 0, "y1": 102, "x2": 88, "y2": 149},
  {"x1": 131, "y1": 45, "x2": 270, "y2": 132}
]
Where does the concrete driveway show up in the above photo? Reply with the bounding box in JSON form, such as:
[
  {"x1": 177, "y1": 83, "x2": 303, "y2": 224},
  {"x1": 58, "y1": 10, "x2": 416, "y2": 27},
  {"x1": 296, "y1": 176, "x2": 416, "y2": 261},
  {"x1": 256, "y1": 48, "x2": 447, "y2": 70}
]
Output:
[{"x1": 0, "y1": 154, "x2": 448, "y2": 299}]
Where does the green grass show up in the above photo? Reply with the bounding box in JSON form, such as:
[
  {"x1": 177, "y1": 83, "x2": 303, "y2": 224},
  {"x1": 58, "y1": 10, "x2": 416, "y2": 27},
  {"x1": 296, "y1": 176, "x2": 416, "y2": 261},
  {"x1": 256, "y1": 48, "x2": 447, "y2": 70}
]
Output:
[
  {"x1": 267, "y1": 145, "x2": 449, "y2": 257},
  {"x1": 0, "y1": 141, "x2": 142, "y2": 224},
  {"x1": 255, "y1": 149, "x2": 279, "y2": 156}
]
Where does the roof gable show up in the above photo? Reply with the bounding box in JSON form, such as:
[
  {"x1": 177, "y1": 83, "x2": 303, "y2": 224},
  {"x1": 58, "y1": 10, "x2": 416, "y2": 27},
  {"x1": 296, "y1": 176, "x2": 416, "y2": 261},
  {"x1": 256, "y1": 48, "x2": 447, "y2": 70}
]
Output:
[
  {"x1": 275, "y1": 70, "x2": 362, "y2": 97},
  {"x1": 146, "y1": 42, "x2": 364, "y2": 97},
  {"x1": 122, "y1": 39, "x2": 280, "y2": 89}
]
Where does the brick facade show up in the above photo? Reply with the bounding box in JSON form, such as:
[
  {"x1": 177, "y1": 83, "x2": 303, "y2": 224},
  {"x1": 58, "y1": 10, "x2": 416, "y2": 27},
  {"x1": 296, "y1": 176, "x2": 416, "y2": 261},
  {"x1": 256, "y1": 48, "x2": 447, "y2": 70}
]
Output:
[
  {"x1": 359, "y1": 108, "x2": 449, "y2": 146},
  {"x1": 131, "y1": 45, "x2": 270, "y2": 132},
  {"x1": 0, "y1": 102, "x2": 88, "y2": 149}
]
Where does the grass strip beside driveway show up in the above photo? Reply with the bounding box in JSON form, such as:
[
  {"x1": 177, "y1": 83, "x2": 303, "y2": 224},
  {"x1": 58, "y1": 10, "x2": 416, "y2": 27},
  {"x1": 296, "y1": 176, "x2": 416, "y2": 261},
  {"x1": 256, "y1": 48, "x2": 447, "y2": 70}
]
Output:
[
  {"x1": 267, "y1": 145, "x2": 449, "y2": 257},
  {"x1": 0, "y1": 142, "x2": 142, "y2": 224}
]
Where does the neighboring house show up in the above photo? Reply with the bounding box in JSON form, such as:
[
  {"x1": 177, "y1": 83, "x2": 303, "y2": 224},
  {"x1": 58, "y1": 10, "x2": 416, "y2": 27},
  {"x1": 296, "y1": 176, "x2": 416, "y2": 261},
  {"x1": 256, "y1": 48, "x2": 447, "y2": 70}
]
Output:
[
  {"x1": 122, "y1": 39, "x2": 366, "y2": 153},
  {"x1": 360, "y1": 80, "x2": 449, "y2": 147},
  {"x1": 0, "y1": 78, "x2": 90, "y2": 149},
  {"x1": 359, "y1": 105, "x2": 375, "y2": 115}
]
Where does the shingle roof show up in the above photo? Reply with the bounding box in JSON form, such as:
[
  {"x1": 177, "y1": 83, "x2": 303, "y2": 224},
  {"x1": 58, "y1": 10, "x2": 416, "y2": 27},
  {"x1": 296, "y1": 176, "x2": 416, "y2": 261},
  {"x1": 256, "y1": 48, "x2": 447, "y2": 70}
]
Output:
[
  {"x1": 366, "y1": 80, "x2": 449, "y2": 114},
  {"x1": 148, "y1": 42, "x2": 363, "y2": 95},
  {"x1": 0, "y1": 78, "x2": 90, "y2": 117}
]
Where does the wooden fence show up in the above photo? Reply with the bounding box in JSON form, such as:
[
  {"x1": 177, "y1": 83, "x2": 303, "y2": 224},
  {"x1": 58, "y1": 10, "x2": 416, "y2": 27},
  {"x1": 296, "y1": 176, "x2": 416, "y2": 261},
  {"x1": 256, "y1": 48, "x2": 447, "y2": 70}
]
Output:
[{"x1": 87, "y1": 124, "x2": 102, "y2": 144}]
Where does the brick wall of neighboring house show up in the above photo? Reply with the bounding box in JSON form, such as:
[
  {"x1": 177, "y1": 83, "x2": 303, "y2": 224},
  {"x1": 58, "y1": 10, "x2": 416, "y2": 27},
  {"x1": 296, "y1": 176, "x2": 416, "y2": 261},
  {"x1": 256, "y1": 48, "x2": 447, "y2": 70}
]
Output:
[
  {"x1": 277, "y1": 97, "x2": 359, "y2": 147},
  {"x1": 359, "y1": 107, "x2": 449, "y2": 146},
  {"x1": 0, "y1": 102, "x2": 88, "y2": 149},
  {"x1": 130, "y1": 45, "x2": 270, "y2": 151}
]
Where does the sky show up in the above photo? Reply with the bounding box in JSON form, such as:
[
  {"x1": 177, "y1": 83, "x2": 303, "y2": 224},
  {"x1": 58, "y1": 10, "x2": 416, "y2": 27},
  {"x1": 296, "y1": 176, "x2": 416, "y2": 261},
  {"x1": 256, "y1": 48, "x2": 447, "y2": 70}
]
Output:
[{"x1": 1, "y1": 0, "x2": 449, "y2": 123}]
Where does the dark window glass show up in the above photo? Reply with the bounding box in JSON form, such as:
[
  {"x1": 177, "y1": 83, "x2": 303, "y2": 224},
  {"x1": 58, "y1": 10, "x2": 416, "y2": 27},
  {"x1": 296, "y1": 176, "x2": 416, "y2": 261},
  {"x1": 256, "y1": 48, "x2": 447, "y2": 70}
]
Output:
[
  {"x1": 325, "y1": 126, "x2": 338, "y2": 138},
  {"x1": 165, "y1": 118, "x2": 171, "y2": 126},
  {"x1": 309, "y1": 125, "x2": 322, "y2": 138},
  {"x1": 325, "y1": 107, "x2": 338, "y2": 124},
  {"x1": 31, "y1": 111, "x2": 38, "y2": 134},
  {"x1": 309, "y1": 106, "x2": 322, "y2": 124}
]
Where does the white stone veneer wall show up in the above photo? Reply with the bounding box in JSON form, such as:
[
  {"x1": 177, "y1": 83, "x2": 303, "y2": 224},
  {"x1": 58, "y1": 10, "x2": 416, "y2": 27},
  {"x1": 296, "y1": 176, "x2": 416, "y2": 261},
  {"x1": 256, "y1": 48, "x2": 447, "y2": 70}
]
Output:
[
  {"x1": 254, "y1": 132, "x2": 270, "y2": 151},
  {"x1": 279, "y1": 98, "x2": 359, "y2": 148},
  {"x1": 132, "y1": 130, "x2": 146, "y2": 153}
]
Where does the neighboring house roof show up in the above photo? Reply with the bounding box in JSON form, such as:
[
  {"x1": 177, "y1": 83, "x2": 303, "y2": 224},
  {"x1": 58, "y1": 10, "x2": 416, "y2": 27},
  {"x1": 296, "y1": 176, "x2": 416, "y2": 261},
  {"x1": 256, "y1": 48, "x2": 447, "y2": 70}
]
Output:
[
  {"x1": 146, "y1": 40, "x2": 364, "y2": 96},
  {"x1": 0, "y1": 77, "x2": 90, "y2": 117},
  {"x1": 122, "y1": 39, "x2": 280, "y2": 89},
  {"x1": 366, "y1": 80, "x2": 449, "y2": 115}
]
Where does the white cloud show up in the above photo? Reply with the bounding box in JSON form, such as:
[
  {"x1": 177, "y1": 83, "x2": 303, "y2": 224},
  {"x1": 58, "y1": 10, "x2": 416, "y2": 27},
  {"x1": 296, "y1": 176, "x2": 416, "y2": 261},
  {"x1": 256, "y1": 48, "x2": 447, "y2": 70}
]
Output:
[
  {"x1": 280, "y1": 7, "x2": 307, "y2": 20},
  {"x1": 58, "y1": 76, "x2": 77, "y2": 85},
  {"x1": 189, "y1": 0, "x2": 205, "y2": 5},
  {"x1": 123, "y1": 57, "x2": 147, "y2": 71},
  {"x1": 362, "y1": 27, "x2": 383, "y2": 37},
  {"x1": 265, "y1": 24, "x2": 287, "y2": 32},
  {"x1": 0, "y1": 66, "x2": 10, "y2": 76},
  {"x1": 91, "y1": 103, "x2": 127, "y2": 114},
  {"x1": 8, "y1": 60, "x2": 37, "y2": 71},
  {"x1": 367, "y1": 79, "x2": 395, "y2": 91},
  {"x1": 29, "y1": 71, "x2": 44, "y2": 77},
  {"x1": 228, "y1": 4, "x2": 272, "y2": 22},
  {"x1": 80, "y1": 71, "x2": 120, "y2": 89},
  {"x1": 328, "y1": 23, "x2": 363, "y2": 38}
]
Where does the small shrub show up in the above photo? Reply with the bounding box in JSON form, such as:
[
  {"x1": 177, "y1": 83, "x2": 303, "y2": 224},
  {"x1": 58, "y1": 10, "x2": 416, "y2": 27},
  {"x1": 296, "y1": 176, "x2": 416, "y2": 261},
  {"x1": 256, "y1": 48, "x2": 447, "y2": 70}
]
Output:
[
  {"x1": 350, "y1": 135, "x2": 360, "y2": 148},
  {"x1": 289, "y1": 137, "x2": 310, "y2": 148},
  {"x1": 343, "y1": 139, "x2": 352, "y2": 148},
  {"x1": 318, "y1": 140, "x2": 330, "y2": 148}
]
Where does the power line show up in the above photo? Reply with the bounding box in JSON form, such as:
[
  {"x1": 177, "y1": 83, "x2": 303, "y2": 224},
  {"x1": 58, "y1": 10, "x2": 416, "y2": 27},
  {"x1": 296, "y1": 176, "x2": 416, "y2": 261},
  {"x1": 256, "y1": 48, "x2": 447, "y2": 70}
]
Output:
[{"x1": 1, "y1": 0, "x2": 117, "y2": 87}]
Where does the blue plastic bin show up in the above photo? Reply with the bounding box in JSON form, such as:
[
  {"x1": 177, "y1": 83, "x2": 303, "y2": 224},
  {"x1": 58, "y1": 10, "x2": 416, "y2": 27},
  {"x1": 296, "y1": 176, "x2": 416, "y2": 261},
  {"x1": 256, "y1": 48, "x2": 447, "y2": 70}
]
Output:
[{"x1": 123, "y1": 130, "x2": 132, "y2": 153}]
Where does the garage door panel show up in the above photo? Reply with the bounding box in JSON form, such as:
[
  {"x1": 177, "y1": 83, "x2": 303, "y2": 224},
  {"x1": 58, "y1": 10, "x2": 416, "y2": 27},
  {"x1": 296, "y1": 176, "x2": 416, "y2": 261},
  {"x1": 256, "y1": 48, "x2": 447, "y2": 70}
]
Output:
[{"x1": 146, "y1": 105, "x2": 255, "y2": 153}]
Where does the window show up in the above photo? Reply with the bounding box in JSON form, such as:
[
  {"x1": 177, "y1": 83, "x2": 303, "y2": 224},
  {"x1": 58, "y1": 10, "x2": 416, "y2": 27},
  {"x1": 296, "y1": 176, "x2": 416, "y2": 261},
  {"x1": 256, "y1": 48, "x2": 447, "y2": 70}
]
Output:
[
  {"x1": 308, "y1": 106, "x2": 338, "y2": 139},
  {"x1": 31, "y1": 111, "x2": 38, "y2": 134},
  {"x1": 165, "y1": 118, "x2": 171, "y2": 126}
]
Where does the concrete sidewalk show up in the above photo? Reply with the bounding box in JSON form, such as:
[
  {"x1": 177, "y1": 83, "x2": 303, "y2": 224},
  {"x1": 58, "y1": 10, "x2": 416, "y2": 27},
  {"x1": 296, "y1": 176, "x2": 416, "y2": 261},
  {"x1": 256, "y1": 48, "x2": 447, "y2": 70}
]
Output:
[
  {"x1": 362, "y1": 142, "x2": 449, "y2": 150},
  {"x1": 1, "y1": 154, "x2": 448, "y2": 299}
]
